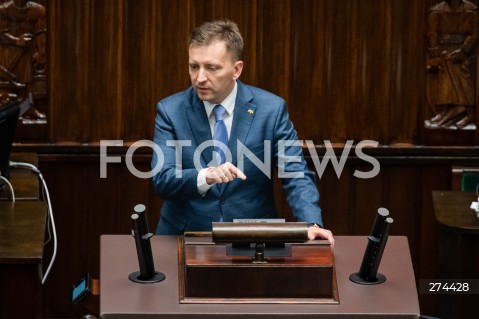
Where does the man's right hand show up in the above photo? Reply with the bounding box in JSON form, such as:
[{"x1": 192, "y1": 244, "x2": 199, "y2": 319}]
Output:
[{"x1": 205, "y1": 162, "x2": 247, "y2": 185}]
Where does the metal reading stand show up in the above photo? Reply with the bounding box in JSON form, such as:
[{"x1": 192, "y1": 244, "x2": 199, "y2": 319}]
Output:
[{"x1": 212, "y1": 222, "x2": 309, "y2": 263}]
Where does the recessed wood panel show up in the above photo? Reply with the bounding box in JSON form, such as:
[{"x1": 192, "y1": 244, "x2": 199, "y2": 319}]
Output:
[{"x1": 42, "y1": 0, "x2": 478, "y2": 145}]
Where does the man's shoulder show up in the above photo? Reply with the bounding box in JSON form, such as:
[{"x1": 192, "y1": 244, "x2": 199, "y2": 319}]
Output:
[
  {"x1": 239, "y1": 82, "x2": 284, "y2": 105},
  {"x1": 243, "y1": 83, "x2": 280, "y2": 98},
  {"x1": 160, "y1": 87, "x2": 194, "y2": 102},
  {"x1": 158, "y1": 87, "x2": 195, "y2": 108}
]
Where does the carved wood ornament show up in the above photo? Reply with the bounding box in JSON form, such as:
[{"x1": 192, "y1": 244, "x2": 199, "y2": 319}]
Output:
[
  {"x1": 0, "y1": 0, "x2": 46, "y2": 120},
  {"x1": 426, "y1": 0, "x2": 478, "y2": 130}
]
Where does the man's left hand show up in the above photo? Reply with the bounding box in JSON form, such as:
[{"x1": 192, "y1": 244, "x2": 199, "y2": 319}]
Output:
[{"x1": 307, "y1": 225, "x2": 334, "y2": 246}]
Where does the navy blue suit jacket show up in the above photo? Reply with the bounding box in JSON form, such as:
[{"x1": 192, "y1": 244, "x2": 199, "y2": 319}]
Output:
[{"x1": 151, "y1": 81, "x2": 322, "y2": 234}]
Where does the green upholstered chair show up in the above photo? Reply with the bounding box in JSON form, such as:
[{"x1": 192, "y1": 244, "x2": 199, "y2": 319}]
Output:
[
  {"x1": 461, "y1": 172, "x2": 479, "y2": 192},
  {"x1": 452, "y1": 167, "x2": 479, "y2": 191}
]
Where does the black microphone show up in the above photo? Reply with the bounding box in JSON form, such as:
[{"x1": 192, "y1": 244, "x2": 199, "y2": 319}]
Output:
[
  {"x1": 128, "y1": 204, "x2": 166, "y2": 284},
  {"x1": 350, "y1": 208, "x2": 393, "y2": 285}
]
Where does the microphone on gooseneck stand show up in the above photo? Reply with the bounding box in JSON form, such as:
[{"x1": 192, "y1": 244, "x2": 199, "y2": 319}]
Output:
[
  {"x1": 128, "y1": 204, "x2": 166, "y2": 284},
  {"x1": 350, "y1": 207, "x2": 394, "y2": 285}
]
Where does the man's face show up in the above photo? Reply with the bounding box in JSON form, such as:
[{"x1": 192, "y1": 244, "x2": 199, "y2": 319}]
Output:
[{"x1": 188, "y1": 40, "x2": 243, "y2": 104}]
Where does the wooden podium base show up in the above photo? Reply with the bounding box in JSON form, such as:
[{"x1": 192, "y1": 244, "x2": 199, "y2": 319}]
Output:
[{"x1": 178, "y1": 235, "x2": 339, "y2": 304}]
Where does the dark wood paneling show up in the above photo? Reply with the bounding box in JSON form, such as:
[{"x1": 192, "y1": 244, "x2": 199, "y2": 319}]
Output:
[
  {"x1": 0, "y1": 265, "x2": 41, "y2": 318},
  {"x1": 42, "y1": 0, "x2": 478, "y2": 145},
  {"x1": 417, "y1": 164, "x2": 450, "y2": 316},
  {"x1": 49, "y1": 0, "x2": 121, "y2": 141},
  {"x1": 38, "y1": 154, "x2": 162, "y2": 317},
  {"x1": 318, "y1": 166, "x2": 354, "y2": 234},
  {"x1": 290, "y1": 0, "x2": 435, "y2": 144}
]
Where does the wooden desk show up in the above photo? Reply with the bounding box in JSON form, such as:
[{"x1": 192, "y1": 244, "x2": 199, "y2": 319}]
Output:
[
  {"x1": 432, "y1": 191, "x2": 479, "y2": 319},
  {"x1": 432, "y1": 191, "x2": 479, "y2": 234},
  {"x1": 0, "y1": 153, "x2": 39, "y2": 200},
  {"x1": 100, "y1": 235, "x2": 420, "y2": 319},
  {"x1": 0, "y1": 201, "x2": 47, "y2": 319}
]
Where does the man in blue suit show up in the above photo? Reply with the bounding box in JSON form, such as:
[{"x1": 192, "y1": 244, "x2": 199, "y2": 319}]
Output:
[{"x1": 151, "y1": 20, "x2": 334, "y2": 243}]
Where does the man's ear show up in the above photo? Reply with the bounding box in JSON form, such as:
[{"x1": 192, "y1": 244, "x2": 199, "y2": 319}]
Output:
[{"x1": 233, "y1": 60, "x2": 243, "y2": 80}]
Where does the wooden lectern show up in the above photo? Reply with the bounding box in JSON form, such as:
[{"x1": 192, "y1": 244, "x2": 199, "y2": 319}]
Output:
[
  {"x1": 100, "y1": 235, "x2": 421, "y2": 318},
  {"x1": 178, "y1": 230, "x2": 339, "y2": 304}
]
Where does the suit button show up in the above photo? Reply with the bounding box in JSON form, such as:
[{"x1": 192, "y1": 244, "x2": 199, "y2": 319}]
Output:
[{"x1": 220, "y1": 197, "x2": 225, "y2": 205}]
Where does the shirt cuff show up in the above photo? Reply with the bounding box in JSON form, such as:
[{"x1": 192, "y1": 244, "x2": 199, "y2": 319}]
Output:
[{"x1": 197, "y1": 168, "x2": 213, "y2": 196}]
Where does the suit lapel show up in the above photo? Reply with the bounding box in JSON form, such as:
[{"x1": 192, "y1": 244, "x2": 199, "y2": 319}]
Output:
[
  {"x1": 220, "y1": 82, "x2": 256, "y2": 194},
  {"x1": 186, "y1": 94, "x2": 213, "y2": 166},
  {"x1": 229, "y1": 82, "x2": 256, "y2": 166}
]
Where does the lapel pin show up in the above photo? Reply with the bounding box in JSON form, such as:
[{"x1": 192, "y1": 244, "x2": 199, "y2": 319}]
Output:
[{"x1": 247, "y1": 109, "x2": 254, "y2": 115}]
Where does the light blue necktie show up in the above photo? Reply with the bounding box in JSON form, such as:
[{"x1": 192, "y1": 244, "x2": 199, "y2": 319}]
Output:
[{"x1": 213, "y1": 104, "x2": 228, "y2": 165}]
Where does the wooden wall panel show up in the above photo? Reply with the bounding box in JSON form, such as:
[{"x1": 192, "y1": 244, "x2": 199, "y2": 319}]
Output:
[
  {"x1": 317, "y1": 166, "x2": 354, "y2": 234},
  {"x1": 151, "y1": 0, "x2": 192, "y2": 98},
  {"x1": 43, "y1": 0, "x2": 478, "y2": 145},
  {"x1": 290, "y1": 0, "x2": 432, "y2": 144},
  {"x1": 383, "y1": 166, "x2": 421, "y2": 240},
  {"x1": 121, "y1": 0, "x2": 154, "y2": 140},
  {"x1": 388, "y1": 0, "x2": 429, "y2": 144},
  {"x1": 417, "y1": 164, "x2": 450, "y2": 315},
  {"x1": 256, "y1": 0, "x2": 291, "y2": 101},
  {"x1": 38, "y1": 155, "x2": 163, "y2": 317},
  {"x1": 48, "y1": 0, "x2": 123, "y2": 141},
  {"x1": 351, "y1": 174, "x2": 386, "y2": 233}
]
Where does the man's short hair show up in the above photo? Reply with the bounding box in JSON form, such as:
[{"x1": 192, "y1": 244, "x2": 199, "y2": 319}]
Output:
[{"x1": 188, "y1": 20, "x2": 244, "y2": 61}]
